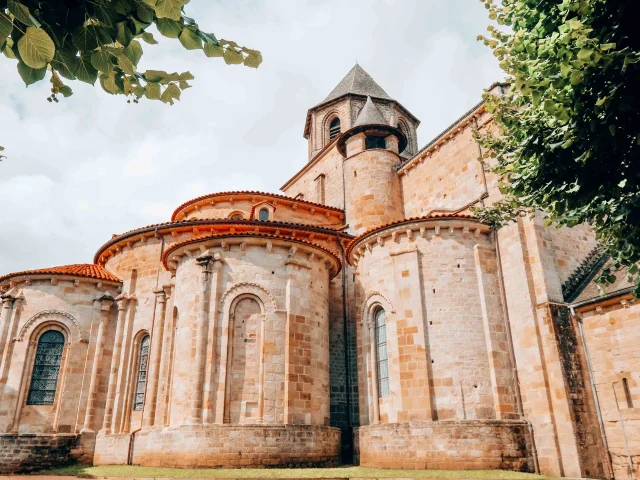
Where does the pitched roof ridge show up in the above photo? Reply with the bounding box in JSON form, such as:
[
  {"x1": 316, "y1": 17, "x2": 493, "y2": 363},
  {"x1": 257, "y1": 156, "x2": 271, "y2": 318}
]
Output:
[
  {"x1": 0, "y1": 264, "x2": 121, "y2": 284},
  {"x1": 354, "y1": 96, "x2": 387, "y2": 127}
]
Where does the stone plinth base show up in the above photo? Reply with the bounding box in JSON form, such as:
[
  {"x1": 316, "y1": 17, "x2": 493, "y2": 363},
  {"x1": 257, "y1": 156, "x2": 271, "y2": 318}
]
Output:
[
  {"x1": 0, "y1": 433, "x2": 92, "y2": 474},
  {"x1": 354, "y1": 420, "x2": 533, "y2": 471},
  {"x1": 95, "y1": 424, "x2": 341, "y2": 467}
]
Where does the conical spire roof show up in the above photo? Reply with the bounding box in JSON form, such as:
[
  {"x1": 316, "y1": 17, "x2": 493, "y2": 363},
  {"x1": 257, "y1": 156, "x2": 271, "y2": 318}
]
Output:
[
  {"x1": 353, "y1": 96, "x2": 387, "y2": 127},
  {"x1": 321, "y1": 64, "x2": 392, "y2": 104}
]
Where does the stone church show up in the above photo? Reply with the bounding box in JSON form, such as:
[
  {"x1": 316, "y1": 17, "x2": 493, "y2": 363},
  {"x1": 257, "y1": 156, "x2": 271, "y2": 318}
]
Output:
[{"x1": 0, "y1": 65, "x2": 638, "y2": 478}]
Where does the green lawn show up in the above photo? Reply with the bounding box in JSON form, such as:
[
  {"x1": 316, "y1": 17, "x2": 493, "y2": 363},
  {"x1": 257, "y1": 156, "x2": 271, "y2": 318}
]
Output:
[{"x1": 36, "y1": 465, "x2": 554, "y2": 479}]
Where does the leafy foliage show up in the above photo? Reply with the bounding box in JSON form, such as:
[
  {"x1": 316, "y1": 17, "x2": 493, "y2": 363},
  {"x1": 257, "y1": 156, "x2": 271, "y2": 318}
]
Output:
[
  {"x1": 0, "y1": 0, "x2": 262, "y2": 104},
  {"x1": 475, "y1": 0, "x2": 640, "y2": 294}
]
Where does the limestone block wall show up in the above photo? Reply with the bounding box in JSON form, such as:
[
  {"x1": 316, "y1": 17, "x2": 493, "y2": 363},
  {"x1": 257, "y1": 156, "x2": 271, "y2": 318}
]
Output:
[
  {"x1": 0, "y1": 433, "x2": 86, "y2": 473},
  {"x1": 354, "y1": 420, "x2": 532, "y2": 470},
  {"x1": 578, "y1": 300, "x2": 640, "y2": 480},
  {"x1": 0, "y1": 280, "x2": 119, "y2": 436},
  {"x1": 351, "y1": 218, "x2": 518, "y2": 426},
  {"x1": 497, "y1": 218, "x2": 605, "y2": 479},
  {"x1": 167, "y1": 238, "x2": 333, "y2": 427},
  {"x1": 282, "y1": 146, "x2": 347, "y2": 210},
  {"x1": 343, "y1": 140, "x2": 404, "y2": 235},
  {"x1": 544, "y1": 222, "x2": 599, "y2": 287}
]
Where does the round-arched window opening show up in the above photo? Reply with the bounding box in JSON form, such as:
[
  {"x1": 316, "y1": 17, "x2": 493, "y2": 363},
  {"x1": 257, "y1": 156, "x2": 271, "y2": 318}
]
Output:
[
  {"x1": 259, "y1": 208, "x2": 269, "y2": 221},
  {"x1": 329, "y1": 117, "x2": 341, "y2": 140},
  {"x1": 229, "y1": 213, "x2": 245, "y2": 220},
  {"x1": 374, "y1": 308, "x2": 389, "y2": 398},
  {"x1": 27, "y1": 330, "x2": 65, "y2": 405}
]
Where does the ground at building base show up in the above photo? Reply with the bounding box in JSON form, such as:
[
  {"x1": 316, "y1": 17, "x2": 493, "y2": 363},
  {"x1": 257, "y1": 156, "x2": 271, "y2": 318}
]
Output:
[{"x1": 25, "y1": 465, "x2": 556, "y2": 479}]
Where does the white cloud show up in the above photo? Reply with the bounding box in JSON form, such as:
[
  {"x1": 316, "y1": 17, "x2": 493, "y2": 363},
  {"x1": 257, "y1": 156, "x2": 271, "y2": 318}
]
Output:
[{"x1": 0, "y1": 0, "x2": 503, "y2": 275}]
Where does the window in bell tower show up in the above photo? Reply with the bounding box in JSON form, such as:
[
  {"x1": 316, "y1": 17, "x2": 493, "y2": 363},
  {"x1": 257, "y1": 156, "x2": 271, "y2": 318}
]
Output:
[
  {"x1": 329, "y1": 117, "x2": 341, "y2": 140},
  {"x1": 365, "y1": 135, "x2": 386, "y2": 150}
]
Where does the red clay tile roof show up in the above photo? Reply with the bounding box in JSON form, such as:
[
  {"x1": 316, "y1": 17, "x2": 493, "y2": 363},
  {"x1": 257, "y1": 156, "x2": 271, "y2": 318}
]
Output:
[
  {"x1": 94, "y1": 218, "x2": 352, "y2": 264},
  {"x1": 0, "y1": 264, "x2": 121, "y2": 285},
  {"x1": 162, "y1": 231, "x2": 342, "y2": 276},
  {"x1": 171, "y1": 191, "x2": 344, "y2": 222},
  {"x1": 346, "y1": 212, "x2": 484, "y2": 259}
]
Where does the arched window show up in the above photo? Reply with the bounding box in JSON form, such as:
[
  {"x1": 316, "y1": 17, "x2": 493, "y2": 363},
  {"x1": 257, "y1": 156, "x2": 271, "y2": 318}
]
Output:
[
  {"x1": 623, "y1": 378, "x2": 634, "y2": 408},
  {"x1": 374, "y1": 308, "x2": 389, "y2": 398},
  {"x1": 27, "y1": 330, "x2": 65, "y2": 405},
  {"x1": 134, "y1": 335, "x2": 150, "y2": 411},
  {"x1": 229, "y1": 212, "x2": 245, "y2": 220},
  {"x1": 259, "y1": 208, "x2": 269, "y2": 221},
  {"x1": 329, "y1": 117, "x2": 341, "y2": 140}
]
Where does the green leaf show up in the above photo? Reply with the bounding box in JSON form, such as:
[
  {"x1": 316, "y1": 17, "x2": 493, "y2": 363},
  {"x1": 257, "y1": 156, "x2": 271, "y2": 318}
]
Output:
[
  {"x1": 3, "y1": 38, "x2": 16, "y2": 59},
  {"x1": 116, "y1": 21, "x2": 134, "y2": 47},
  {"x1": 203, "y1": 42, "x2": 223, "y2": 58},
  {"x1": 243, "y1": 49, "x2": 262, "y2": 68},
  {"x1": 117, "y1": 54, "x2": 136, "y2": 75},
  {"x1": 139, "y1": 32, "x2": 158, "y2": 45},
  {"x1": 619, "y1": 179, "x2": 627, "y2": 188},
  {"x1": 155, "y1": 0, "x2": 187, "y2": 21},
  {"x1": 178, "y1": 27, "x2": 202, "y2": 50},
  {"x1": 75, "y1": 53, "x2": 98, "y2": 84},
  {"x1": 156, "y1": 18, "x2": 183, "y2": 38},
  {"x1": 179, "y1": 71, "x2": 194, "y2": 80},
  {"x1": 7, "y1": 0, "x2": 39, "y2": 27},
  {"x1": 100, "y1": 72, "x2": 119, "y2": 94},
  {"x1": 91, "y1": 50, "x2": 113, "y2": 73},
  {"x1": 609, "y1": 125, "x2": 616, "y2": 136},
  {"x1": 136, "y1": 2, "x2": 155, "y2": 23},
  {"x1": 144, "y1": 69, "x2": 167, "y2": 82},
  {"x1": 73, "y1": 25, "x2": 104, "y2": 52},
  {"x1": 160, "y1": 82, "x2": 181, "y2": 104},
  {"x1": 17, "y1": 61, "x2": 46, "y2": 85},
  {"x1": 124, "y1": 39, "x2": 143, "y2": 65},
  {"x1": 0, "y1": 12, "x2": 13, "y2": 45},
  {"x1": 145, "y1": 82, "x2": 161, "y2": 99},
  {"x1": 223, "y1": 47, "x2": 243, "y2": 65},
  {"x1": 577, "y1": 48, "x2": 593, "y2": 62},
  {"x1": 17, "y1": 27, "x2": 55, "y2": 69},
  {"x1": 50, "y1": 50, "x2": 79, "y2": 80}
]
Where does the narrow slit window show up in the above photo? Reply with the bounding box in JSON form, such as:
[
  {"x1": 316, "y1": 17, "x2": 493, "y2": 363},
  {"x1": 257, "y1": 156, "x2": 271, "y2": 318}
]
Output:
[
  {"x1": 329, "y1": 118, "x2": 341, "y2": 140},
  {"x1": 27, "y1": 330, "x2": 65, "y2": 405},
  {"x1": 375, "y1": 308, "x2": 389, "y2": 398},
  {"x1": 623, "y1": 378, "x2": 634, "y2": 408},
  {"x1": 134, "y1": 335, "x2": 150, "y2": 411}
]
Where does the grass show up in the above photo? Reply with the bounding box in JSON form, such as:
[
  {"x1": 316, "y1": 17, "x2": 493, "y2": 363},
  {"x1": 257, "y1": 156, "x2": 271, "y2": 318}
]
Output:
[{"x1": 35, "y1": 465, "x2": 556, "y2": 479}]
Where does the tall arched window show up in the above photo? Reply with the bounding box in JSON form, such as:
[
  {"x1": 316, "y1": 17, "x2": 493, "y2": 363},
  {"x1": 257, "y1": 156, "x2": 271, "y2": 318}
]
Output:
[
  {"x1": 27, "y1": 330, "x2": 65, "y2": 405},
  {"x1": 329, "y1": 117, "x2": 341, "y2": 140},
  {"x1": 259, "y1": 208, "x2": 269, "y2": 221},
  {"x1": 374, "y1": 308, "x2": 389, "y2": 398},
  {"x1": 134, "y1": 335, "x2": 150, "y2": 411}
]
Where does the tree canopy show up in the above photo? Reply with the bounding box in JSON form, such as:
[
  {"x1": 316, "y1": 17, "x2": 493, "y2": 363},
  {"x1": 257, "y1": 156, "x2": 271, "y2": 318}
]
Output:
[
  {"x1": 476, "y1": 0, "x2": 640, "y2": 293},
  {"x1": 0, "y1": 0, "x2": 262, "y2": 104}
]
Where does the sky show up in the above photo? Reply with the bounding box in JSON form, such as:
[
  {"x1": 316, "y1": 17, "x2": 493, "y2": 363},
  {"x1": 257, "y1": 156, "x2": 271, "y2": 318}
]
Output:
[{"x1": 0, "y1": 0, "x2": 503, "y2": 276}]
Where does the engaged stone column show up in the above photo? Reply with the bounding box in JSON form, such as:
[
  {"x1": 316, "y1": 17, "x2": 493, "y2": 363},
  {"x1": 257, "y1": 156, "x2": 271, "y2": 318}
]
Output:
[
  {"x1": 0, "y1": 294, "x2": 15, "y2": 361},
  {"x1": 143, "y1": 288, "x2": 167, "y2": 427},
  {"x1": 187, "y1": 254, "x2": 214, "y2": 424},
  {"x1": 82, "y1": 293, "x2": 114, "y2": 433},
  {"x1": 102, "y1": 294, "x2": 129, "y2": 434}
]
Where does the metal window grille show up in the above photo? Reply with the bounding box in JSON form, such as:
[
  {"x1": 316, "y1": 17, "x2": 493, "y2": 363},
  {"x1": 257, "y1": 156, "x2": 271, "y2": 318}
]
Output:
[
  {"x1": 375, "y1": 309, "x2": 389, "y2": 398},
  {"x1": 134, "y1": 335, "x2": 150, "y2": 411},
  {"x1": 329, "y1": 118, "x2": 341, "y2": 139},
  {"x1": 27, "y1": 330, "x2": 64, "y2": 405}
]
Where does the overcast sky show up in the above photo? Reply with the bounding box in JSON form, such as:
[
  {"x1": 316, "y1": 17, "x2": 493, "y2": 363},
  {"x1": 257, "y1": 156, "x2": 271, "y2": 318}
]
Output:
[{"x1": 0, "y1": 0, "x2": 503, "y2": 276}]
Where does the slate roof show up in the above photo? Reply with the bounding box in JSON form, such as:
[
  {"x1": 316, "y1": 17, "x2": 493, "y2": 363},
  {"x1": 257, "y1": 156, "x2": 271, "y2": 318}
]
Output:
[
  {"x1": 571, "y1": 259, "x2": 635, "y2": 306},
  {"x1": 354, "y1": 96, "x2": 388, "y2": 127},
  {"x1": 321, "y1": 64, "x2": 393, "y2": 105}
]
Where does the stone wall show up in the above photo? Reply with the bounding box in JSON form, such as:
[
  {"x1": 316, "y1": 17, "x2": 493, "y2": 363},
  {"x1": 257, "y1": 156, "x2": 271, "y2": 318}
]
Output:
[
  {"x1": 354, "y1": 420, "x2": 532, "y2": 470},
  {"x1": 578, "y1": 299, "x2": 640, "y2": 480},
  {"x1": 0, "y1": 433, "x2": 87, "y2": 473},
  {"x1": 94, "y1": 424, "x2": 341, "y2": 467}
]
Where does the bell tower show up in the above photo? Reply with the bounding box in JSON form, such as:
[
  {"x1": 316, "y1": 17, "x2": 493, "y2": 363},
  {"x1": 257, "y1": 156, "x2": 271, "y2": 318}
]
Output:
[{"x1": 303, "y1": 64, "x2": 420, "y2": 161}]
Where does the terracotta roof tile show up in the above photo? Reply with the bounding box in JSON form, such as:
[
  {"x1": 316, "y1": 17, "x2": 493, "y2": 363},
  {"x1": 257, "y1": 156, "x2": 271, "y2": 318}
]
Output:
[
  {"x1": 0, "y1": 264, "x2": 121, "y2": 285},
  {"x1": 346, "y1": 212, "x2": 482, "y2": 259},
  {"x1": 162, "y1": 231, "x2": 342, "y2": 276},
  {"x1": 171, "y1": 190, "x2": 344, "y2": 222}
]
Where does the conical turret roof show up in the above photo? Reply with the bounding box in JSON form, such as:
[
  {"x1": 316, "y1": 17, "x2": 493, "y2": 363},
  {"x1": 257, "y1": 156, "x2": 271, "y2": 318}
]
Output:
[
  {"x1": 353, "y1": 96, "x2": 387, "y2": 127},
  {"x1": 321, "y1": 64, "x2": 392, "y2": 104}
]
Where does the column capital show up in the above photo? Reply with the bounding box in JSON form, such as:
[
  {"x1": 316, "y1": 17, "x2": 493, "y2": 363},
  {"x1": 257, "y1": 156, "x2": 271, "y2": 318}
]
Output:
[
  {"x1": 196, "y1": 254, "x2": 213, "y2": 268},
  {"x1": 97, "y1": 292, "x2": 115, "y2": 311},
  {"x1": 1, "y1": 295, "x2": 14, "y2": 308},
  {"x1": 115, "y1": 293, "x2": 129, "y2": 311},
  {"x1": 154, "y1": 289, "x2": 167, "y2": 304}
]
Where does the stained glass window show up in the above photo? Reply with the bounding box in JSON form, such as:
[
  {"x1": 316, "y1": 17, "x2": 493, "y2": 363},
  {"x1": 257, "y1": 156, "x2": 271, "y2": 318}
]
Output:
[
  {"x1": 134, "y1": 335, "x2": 150, "y2": 411},
  {"x1": 375, "y1": 309, "x2": 389, "y2": 398},
  {"x1": 27, "y1": 330, "x2": 65, "y2": 405}
]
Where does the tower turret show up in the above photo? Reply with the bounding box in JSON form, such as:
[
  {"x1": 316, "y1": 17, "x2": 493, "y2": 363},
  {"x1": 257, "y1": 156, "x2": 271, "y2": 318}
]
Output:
[{"x1": 337, "y1": 97, "x2": 406, "y2": 234}]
